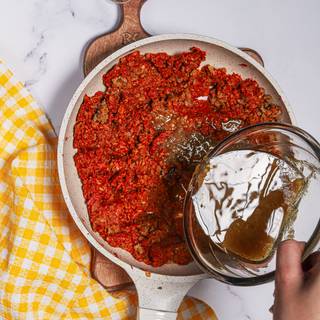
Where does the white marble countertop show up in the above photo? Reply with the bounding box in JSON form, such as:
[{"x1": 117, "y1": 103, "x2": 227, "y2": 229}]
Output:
[{"x1": 1, "y1": 0, "x2": 319, "y2": 319}]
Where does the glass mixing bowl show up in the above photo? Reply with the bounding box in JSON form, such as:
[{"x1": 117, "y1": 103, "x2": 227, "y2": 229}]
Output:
[{"x1": 184, "y1": 123, "x2": 320, "y2": 285}]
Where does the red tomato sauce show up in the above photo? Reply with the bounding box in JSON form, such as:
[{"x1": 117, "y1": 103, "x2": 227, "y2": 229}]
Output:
[{"x1": 73, "y1": 48, "x2": 282, "y2": 267}]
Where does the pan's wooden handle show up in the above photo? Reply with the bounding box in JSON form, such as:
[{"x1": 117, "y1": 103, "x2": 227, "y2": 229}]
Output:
[{"x1": 83, "y1": 0, "x2": 149, "y2": 76}]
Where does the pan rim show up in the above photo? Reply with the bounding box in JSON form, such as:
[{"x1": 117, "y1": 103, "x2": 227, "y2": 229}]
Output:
[{"x1": 57, "y1": 33, "x2": 295, "y2": 281}]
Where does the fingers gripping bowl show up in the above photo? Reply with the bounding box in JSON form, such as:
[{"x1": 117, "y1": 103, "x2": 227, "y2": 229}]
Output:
[{"x1": 57, "y1": 34, "x2": 294, "y2": 318}]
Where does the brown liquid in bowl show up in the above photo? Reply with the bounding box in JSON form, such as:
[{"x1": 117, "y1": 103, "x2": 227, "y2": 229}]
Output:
[
  {"x1": 223, "y1": 179, "x2": 304, "y2": 262},
  {"x1": 193, "y1": 150, "x2": 306, "y2": 264}
]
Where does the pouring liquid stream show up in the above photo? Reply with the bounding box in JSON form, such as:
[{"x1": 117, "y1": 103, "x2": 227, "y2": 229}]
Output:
[{"x1": 192, "y1": 150, "x2": 307, "y2": 263}]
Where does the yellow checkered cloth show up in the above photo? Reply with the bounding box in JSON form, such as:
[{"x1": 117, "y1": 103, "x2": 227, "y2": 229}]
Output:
[{"x1": 0, "y1": 61, "x2": 217, "y2": 319}]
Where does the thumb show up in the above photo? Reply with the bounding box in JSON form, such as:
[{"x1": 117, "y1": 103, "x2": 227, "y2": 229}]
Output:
[{"x1": 276, "y1": 240, "x2": 305, "y2": 292}]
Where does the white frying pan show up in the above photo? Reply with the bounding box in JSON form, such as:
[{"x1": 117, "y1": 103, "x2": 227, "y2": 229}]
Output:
[{"x1": 57, "y1": 34, "x2": 294, "y2": 319}]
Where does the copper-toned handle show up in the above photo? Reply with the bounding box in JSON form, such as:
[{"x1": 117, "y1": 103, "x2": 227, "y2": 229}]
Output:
[
  {"x1": 121, "y1": 0, "x2": 149, "y2": 45},
  {"x1": 83, "y1": 0, "x2": 149, "y2": 76},
  {"x1": 91, "y1": 249, "x2": 132, "y2": 291},
  {"x1": 240, "y1": 47, "x2": 264, "y2": 66}
]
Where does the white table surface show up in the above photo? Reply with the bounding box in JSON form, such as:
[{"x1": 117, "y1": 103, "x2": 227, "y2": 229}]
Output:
[{"x1": 1, "y1": 0, "x2": 319, "y2": 319}]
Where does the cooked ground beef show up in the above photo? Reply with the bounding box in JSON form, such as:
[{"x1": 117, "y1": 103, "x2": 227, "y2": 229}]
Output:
[{"x1": 73, "y1": 47, "x2": 282, "y2": 267}]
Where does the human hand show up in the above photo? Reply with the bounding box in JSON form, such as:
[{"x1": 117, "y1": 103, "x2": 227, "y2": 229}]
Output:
[{"x1": 273, "y1": 240, "x2": 320, "y2": 320}]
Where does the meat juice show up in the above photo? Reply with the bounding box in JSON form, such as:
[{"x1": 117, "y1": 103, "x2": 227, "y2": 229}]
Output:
[{"x1": 192, "y1": 150, "x2": 306, "y2": 263}]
